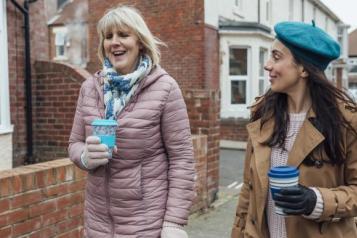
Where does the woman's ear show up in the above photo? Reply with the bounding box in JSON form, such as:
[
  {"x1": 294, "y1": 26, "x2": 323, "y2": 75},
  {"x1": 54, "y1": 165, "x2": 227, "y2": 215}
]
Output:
[{"x1": 300, "y1": 66, "x2": 309, "y2": 78}]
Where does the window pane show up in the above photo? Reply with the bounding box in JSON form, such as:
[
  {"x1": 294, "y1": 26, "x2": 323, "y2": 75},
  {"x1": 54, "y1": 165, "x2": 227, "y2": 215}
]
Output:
[
  {"x1": 229, "y1": 48, "x2": 247, "y2": 75},
  {"x1": 259, "y1": 48, "x2": 266, "y2": 76},
  {"x1": 259, "y1": 79, "x2": 265, "y2": 95},
  {"x1": 231, "y1": 81, "x2": 246, "y2": 104},
  {"x1": 56, "y1": 45, "x2": 65, "y2": 56}
]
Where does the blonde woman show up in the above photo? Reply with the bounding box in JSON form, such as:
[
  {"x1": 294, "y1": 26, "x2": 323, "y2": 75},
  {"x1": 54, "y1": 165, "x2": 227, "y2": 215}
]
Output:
[{"x1": 69, "y1": 5, "x2": 195, "y2": 237}]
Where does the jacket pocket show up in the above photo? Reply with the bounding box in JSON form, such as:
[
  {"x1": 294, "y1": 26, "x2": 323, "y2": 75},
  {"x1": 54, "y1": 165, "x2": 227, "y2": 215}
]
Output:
[{"x1": 109, "y1": 164, "x2": 143, "y2": 200}]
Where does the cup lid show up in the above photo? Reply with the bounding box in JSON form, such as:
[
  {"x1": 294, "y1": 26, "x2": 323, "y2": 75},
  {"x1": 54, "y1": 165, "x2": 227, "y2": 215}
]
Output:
[
  {"x1": 268, "y1": 166, "x2": 299, "y2": 178},
  {"x1": 91, "y1": 119, "x2": 118, "y2": 126}
]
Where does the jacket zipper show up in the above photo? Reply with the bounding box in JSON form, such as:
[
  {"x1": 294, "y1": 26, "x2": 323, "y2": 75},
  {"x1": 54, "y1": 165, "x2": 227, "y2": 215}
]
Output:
[{"x1": 104, "y1": 163, "x2": 115, "y2": 237}]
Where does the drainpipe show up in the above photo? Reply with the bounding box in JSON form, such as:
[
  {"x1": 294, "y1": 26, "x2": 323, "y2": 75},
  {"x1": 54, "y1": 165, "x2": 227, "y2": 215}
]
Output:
[
  {"x1": 9, "y1": 0, "x2": 38, "y2": 164},
  {"x1": 258, "y1": 0, "x2": 261, "y2": 24}
]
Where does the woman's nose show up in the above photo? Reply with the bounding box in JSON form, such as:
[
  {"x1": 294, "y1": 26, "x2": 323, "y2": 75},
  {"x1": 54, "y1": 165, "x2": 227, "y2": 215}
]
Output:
[
  {"x1": 264, "y1": 59, "x2": 272, "y2": 71},
  {"x1": 111, "y1": 34, "x2": 121, "y2": 45}
]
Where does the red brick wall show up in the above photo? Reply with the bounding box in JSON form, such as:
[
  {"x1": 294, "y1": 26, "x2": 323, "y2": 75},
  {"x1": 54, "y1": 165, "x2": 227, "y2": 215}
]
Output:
[
  {"x1": 8, "y1": 0, "x2": 26, "y2": 167},
  {"x1": 7, "y1": 0, "x2": 50, "y2": 166},
  {"x1": 33, "y1": 61, "x2": 90, "y2": 162},
  {"x1": 0, "y1": 159, "x2": 86, "y2": 238},
  {"x1": 204, "y1": 24, "x2": 219, "y2": 90},
  {"x1": 191, "y1": 135, "x2": 208, "y2": 212},
  {"x1": 184, "y1": 89, "x2": 220, "y2": 203},
  {"x1": 86, "y1": 0, "x2": 205, "y2": 90},
  {"x1": 220, "y1": 118, "x2": 249, "y2": 142}
]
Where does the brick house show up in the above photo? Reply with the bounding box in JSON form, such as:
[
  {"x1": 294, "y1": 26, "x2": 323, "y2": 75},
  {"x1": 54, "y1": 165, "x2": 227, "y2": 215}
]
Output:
[{"x1": 47, "y1": 0, "x2": 89, "y2": 67}]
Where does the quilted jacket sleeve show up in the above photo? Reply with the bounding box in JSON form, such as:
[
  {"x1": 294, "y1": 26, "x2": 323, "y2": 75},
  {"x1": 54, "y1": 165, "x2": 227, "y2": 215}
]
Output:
[
  {"x1": 68, "y1": 84, "x2": 88, "y2": 171},
  {"x1": 161, "y1": 79, "x2": 195, "y2": 225}
]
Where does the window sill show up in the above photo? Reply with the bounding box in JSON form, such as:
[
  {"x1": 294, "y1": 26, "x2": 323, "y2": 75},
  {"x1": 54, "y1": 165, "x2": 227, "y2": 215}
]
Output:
[
  {"x1": 53, "y1": 56, "x2": 68, "y2": 61},
  {"x1": 0, "y1": 125, "x2": 14, "y2": 135}
]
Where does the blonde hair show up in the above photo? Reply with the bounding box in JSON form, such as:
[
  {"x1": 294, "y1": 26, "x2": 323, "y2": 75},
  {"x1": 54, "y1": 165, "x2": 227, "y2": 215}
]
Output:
[{"x1": 97, "y1": 5, "x2": 165, "y2": 66}]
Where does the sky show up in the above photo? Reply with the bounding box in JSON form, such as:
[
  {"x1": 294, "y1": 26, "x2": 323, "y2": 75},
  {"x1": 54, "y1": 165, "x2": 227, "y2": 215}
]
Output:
[{"x1": 321, "y1": 0, "x2": 357, "y2": 31}]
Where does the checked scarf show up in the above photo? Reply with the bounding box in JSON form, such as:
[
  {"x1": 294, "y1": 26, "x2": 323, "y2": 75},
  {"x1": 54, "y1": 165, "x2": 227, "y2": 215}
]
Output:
[{"x1": 102, "y1": 54, "x2": 152, "y2": 120}]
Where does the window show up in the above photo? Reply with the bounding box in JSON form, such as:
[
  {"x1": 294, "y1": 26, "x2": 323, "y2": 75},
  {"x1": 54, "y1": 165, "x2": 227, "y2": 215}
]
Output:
[
  {"x1": 57, "y1": 0, "x2": 68, "y2": 9},
  {"x1": 229, "y1": 48, "x2": 248, "y2": 104},
  {"x1": 53, "y1": 27, "x2": 68, "y2": 60},
  {"x1": 259, "y1": 48, "x2": 268, "y2": 95},
  {"x1": 337, "y1": 26, "x2": 344, "y2": 56}
]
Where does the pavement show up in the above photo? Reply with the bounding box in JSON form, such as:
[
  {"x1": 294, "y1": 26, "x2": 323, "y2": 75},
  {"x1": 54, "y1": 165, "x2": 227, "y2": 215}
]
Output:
[{"x1": 185, "y1": 149, "x2": 246, "y2": 238}]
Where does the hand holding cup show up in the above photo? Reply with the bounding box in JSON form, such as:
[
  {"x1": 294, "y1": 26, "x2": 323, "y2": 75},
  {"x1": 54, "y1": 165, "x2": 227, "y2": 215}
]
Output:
[{"x1": 81, "y1": 136, "x2": 110, "y2": 170}]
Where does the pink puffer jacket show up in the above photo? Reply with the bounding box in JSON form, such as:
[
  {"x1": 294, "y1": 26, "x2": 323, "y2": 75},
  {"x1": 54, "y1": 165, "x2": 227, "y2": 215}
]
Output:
[{"x1": 68, "y1": 66, "x2": 195, "y2": 238}]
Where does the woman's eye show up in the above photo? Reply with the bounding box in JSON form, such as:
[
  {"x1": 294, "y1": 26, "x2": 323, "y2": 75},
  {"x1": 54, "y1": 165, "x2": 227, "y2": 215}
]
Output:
[
  {"x1": 105, "y1": 33, "x2": 113, "y2": 39},
  {"x1": 119, "y1": 32, "x2": 129, "y2": 37}
]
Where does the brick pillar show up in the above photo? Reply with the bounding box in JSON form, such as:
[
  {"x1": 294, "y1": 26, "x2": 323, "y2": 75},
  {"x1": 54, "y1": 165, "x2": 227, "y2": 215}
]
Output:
[{"x1": 184, "y1": 90, "x2": 220, "y2": 204}]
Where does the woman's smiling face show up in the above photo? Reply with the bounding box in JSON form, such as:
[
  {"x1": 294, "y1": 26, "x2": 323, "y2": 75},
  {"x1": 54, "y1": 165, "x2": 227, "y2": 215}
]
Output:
[
  {"x1": 264, "y1": 39, "x2": 306, "y2": 94},
  {"x1": 103, "y1": 27, "x2": 141, "y2": 74}
]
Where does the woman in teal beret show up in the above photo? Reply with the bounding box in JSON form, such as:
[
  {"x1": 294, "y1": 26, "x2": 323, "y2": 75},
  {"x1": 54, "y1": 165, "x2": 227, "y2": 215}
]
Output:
[{"x1": 231, "y1": 21, "x2": 357, "y2": 238}]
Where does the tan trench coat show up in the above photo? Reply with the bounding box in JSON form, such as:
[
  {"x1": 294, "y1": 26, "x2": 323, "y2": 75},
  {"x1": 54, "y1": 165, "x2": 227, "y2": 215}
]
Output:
[{"x1": 231, "y1": 104, "x2": 357, "y2": 238}]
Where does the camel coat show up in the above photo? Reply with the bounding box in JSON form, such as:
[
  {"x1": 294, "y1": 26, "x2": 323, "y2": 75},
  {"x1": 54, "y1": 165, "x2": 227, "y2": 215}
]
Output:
[{"x1": 231, "y1": 104, "x2": 357, "y2": 238}]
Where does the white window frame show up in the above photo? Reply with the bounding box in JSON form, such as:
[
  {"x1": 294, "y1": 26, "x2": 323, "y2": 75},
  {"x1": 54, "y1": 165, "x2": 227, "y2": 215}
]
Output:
[
  {"x1": 0, "y1": 0, "x2": 13, "y2": 134},
  {"x1": 259, "y1": 47, "x2": 268, "y2": 95},
  {"x1": 53, "y1": 26, "x2": 68, "y2": 60},
  {"x1": 221, "y1": 46, "x2": 251, "y2": 118}
]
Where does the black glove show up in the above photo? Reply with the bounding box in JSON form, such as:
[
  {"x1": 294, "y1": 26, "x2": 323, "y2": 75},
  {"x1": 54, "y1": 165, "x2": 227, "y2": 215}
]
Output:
[{"x1": 273, "y1": 184, "x2": 317, "y2": 215}]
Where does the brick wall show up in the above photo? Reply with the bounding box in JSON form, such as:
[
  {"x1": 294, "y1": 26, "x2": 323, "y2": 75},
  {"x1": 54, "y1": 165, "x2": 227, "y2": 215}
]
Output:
[
  {"x1": 33, "y1": 61, "x2": 90, "y2": 162},
  {"x1": 0, "y1": 159, "x2": 87, "y2": 238},
  {"x1": 191, "y1": 135, "x2": 208, "y2": 212},
  {"x1": 184, "y1": 89, "x2": 220, "y2": 203},
  {"x1": 0, "y1": 134, "x2": 207, "y2": 237},
  {"x1": 220, "y1": 118, "x2": 249, "y2": 142},
  {"x1": 204, "y1": 24, "x2": 219, "y2": 90},
  {"x1": 86, "y1": 0, "x2": 205, "y2": 90},
  {"x1": 7, "y1": 0, "x2": 49, "y2": 166}
]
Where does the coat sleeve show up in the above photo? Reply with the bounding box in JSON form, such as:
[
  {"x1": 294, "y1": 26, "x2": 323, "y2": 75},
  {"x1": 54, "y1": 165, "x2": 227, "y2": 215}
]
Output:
[
  {"x1": 161, "y1": 79, "x2": 195, "y2": 225},
  {"x1": 317, "y1": 112, "x2": 357, "y2": 222},
  {"x1": 68, "y1": 84, "x2": 88, "y2": 171},
  {"x1": 231, "y1": 138, "x2": 253, "y2": 238}
]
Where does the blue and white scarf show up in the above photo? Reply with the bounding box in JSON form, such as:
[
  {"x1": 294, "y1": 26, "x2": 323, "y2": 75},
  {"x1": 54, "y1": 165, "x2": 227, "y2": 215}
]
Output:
[{"x1": 102, "y1": 54, "x2": 152, "y2": 120}]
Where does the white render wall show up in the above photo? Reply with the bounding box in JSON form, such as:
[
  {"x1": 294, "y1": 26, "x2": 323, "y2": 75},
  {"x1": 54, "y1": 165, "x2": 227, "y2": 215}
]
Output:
[
  {"x1": 0, "y1": 133, "x2": 13, "y2": 171},
  {"x1": 205, "y1": 0, "x2": 340, "y2": 37}
]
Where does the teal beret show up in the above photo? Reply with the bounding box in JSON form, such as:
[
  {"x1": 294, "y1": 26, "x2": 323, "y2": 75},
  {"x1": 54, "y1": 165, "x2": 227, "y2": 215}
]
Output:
[{"x1": 274, "y1": 21, "x2": 340, "y2": 70}]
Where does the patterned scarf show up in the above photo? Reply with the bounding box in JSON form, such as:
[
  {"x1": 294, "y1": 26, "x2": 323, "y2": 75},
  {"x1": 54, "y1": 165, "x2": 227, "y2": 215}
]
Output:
[{"x1": 102, "y1": 54, "x2": 152, "y2": 120}]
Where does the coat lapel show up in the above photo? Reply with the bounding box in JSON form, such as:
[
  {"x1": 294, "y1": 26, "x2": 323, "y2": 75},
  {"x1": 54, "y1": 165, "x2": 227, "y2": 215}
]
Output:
[{"x1": 287, "y1": 109, "x2": 325, "y2": 167}]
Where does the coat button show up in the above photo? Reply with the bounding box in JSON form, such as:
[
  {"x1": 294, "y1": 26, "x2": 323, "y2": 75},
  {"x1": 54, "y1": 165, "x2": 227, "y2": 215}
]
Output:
[
  {"x1": 248, "y1": 181, "x2": 253, "y2": 190},
  {"x1": 251, "y1": 218, "x2": 256, "y2": 225}
]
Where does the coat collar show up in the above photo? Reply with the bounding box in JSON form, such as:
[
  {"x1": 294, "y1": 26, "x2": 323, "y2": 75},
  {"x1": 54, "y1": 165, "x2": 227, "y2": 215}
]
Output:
[{"x1": 246, "y1": 106, "x2": 325, "y2": 229}]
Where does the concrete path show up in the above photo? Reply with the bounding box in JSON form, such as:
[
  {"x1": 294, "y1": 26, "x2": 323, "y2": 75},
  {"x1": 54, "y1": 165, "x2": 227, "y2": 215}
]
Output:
[
  {"x1": 185, "y1": 149, "x2": 246, "y2": 238},
  {"x1": 186, "y1": 188, "x2": 239, "y2": 238}
]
